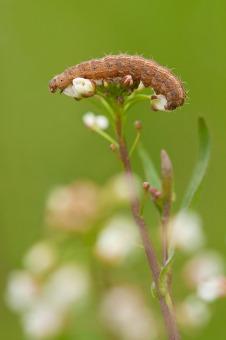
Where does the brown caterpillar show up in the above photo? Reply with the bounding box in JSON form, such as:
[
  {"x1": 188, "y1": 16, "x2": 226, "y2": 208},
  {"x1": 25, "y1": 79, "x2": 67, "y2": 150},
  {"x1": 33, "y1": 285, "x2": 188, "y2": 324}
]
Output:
[{"x1": 49, "y1": 55, "x2": 185, "y2": 110}]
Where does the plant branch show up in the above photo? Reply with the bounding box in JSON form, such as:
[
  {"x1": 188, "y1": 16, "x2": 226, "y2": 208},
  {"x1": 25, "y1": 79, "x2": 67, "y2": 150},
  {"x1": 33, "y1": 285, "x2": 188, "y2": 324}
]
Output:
[{"x1": 114, "y1": 111, "x2": 180, "y2": 340}]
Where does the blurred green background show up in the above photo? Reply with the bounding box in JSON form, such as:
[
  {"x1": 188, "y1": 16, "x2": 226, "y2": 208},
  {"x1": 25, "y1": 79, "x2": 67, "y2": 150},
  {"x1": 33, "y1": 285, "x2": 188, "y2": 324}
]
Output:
[{"x1": 1, "y1": 0, "x2": 226, "y2": 338}]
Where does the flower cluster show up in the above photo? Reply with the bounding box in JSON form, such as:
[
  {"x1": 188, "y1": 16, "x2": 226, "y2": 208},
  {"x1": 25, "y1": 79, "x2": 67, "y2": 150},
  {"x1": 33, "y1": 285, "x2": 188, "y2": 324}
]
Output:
[
  {"x1": 6, "y1": 178, "x2": 226, "y2": 338},
  {"x1": 6, "y1": 176, "x2": 147, "y2": 338},
  {"x1": 6, "y1": 242, "x2": 90, "y2": 339},
  {"x1": 168, "y1": 210, "x2": 226, "y2": 329}
]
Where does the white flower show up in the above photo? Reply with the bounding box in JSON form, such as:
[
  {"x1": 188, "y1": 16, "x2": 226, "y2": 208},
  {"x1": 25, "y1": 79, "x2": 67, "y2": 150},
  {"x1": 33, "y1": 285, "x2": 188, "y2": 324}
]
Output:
[
  {"x1": 6, "y1": 271, "x2": 39, "y2": 312},
  {"x1": 177, "y1": 295, "x2": 210, "y2": 329},
  {"x1": 23, "y1": 242, "x2": 57, "y2": 275},
  {"x1": 151, "y1": 94, "x2": 168, "y2": 111},
  {"x1": 44, "y1": 264, "x2": 90, "y2": 310},
  {"x1": 83, "y1": 112, "x2": 109, "y2": 130},
  {"x1": 95, "y1": 215, "x2": 139, "y2": 264},
  {"x1": 169, "y1": 210, "x2": 205, "y2": 253},
  {"x1": 63, "y1": 77, "x2": 95, "y2": 99},
  {"x1": 183, "y1": 251, "x2": 224, "y2": 287},
  {"x1": 197, "y1": 277, "x2": 226, "y2": 302},
  {"x1": 100, "y1": 285, "x2": 157, "y2": 340},
  {"x1": 95, "y1": 115, "x2": 109, "y2": 129},
  {"x1": 22, "y1": 301, "x2": 65, "y2": 339},
  {"x1": 62, "y1": 84, "x2": 76, "y2": 97},
  {"x1": 72, "y1": 77, "x2": 95, "y2": 98},
  {"x1": 105, "y1": 173, "x2": 141, "y2": 205},
  {"x1": 137, "y1": 81, "x2": 145, "y2": 90},
  {"x1": 46, "y1": 181, "x2": 100, "y2": 231},
  {"x1": 82, "y1": 112, "x2": 96, "y2": 128}
]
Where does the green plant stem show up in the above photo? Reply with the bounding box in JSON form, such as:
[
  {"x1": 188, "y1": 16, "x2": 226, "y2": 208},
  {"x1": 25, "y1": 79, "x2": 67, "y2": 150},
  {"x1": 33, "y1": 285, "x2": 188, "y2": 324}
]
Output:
[
  {"x1": 124, "y1": 94, "x2": 151, "y2": 112},
  {"x1": 114, "y1": 110, "x2": 180, "y2": 340},
  {"x1": 161, "y1": 202, "x2": 171, "y2": 264},
  {"x1": 93, "y1": 128, "x2": 119, "y2": 147},
  {"x1": 96, "y1": 94, "x2": 115, "y2": 118},
  {"x1": 129, "y1": 131, "x2": 141, "y2": 157}
]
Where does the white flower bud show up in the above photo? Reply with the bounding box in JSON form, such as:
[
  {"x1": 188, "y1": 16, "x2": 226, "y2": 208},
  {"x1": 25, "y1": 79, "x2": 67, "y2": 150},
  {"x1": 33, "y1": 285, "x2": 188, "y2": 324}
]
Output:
[
  {"x1": 197, "y1": 277, "x2": 226, "y2": 302},
  {"x1": 177, "y1": 295, "x2": 211, "y2": 329},
  {"x1": 44, "y1": 264, "x2": 90, "y2": 310},
  {"x1": 46, "y1": 181, "x2": 101, "y2": 232},
  {"x1": 72, "y1": 77, "x2": 95, "y2": 98},
  {"x1": 83, "y1": 112, "x2": 96, "y2": 128},
  {"x1": 95, "y1": 216, "x2": 139, "y2": 264},
  {"x1": 95, "y1": 115, "x2": 109, "y2": 129},
  {"x1": 183, "y1": 251, "x2": 224, "y2": 288},
  {"x1": 100, "y1": 285, "x2": 157, "y2": 340},
  {"x1": 83, "y1": 112, "x2": 109, "y2": 130},
  {"x1": 23, "y1": 242, "x2": 57, "y2": 275},
  {"x1": 63, "y1": 84, "x2": 76, "y2": 97},
  {"x1": 104, "y1": 173, "x2": 141, "y2": 206},
  {"x1": 6, "y1": 271, "x2": 39, "y2": 312},
  {"x1": 151, "y1": 94, "x2": 168, "y2": 111},
  {"x1": 22, "y1": 301, "x2": 65, "y2": 339},
  {"x1": 169, "y1": 210, "x2": 205, "y2": 253},
  {"x1": 63, "y1": 78, "x2": 95, "y2": 99}
]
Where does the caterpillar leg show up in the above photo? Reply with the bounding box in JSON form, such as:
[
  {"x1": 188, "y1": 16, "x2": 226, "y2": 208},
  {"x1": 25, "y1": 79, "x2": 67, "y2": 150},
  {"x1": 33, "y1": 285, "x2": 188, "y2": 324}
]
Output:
[{"x1": 121, "y1": 75, "x2": 134, "y2": 87}]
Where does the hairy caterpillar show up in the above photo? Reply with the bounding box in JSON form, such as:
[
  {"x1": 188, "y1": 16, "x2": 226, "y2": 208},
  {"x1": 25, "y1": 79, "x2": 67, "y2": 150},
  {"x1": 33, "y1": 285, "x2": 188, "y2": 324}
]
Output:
[{"x1": 49, "y1": 55, "x2": 185, "y2": 110}]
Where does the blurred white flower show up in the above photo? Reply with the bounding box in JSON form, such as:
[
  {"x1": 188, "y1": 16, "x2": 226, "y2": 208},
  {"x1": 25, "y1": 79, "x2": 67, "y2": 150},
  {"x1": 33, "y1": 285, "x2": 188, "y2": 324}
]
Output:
[
  {"x1": 197, "y1": 276, "x2": 226, "y2": 302},
  {"x1": 63, "y1": 77, "x2": 95, "y2": 99},
  {"x1": 105, "y1": 173, "x2": 141, "y2": 205},
  {"x1": 46, "y1": 181, "x2": 101, "y2": 231},
  {"x1": 151, "y1": 94, "x2": 167, "y2": 111},
  {"x1": 100, "y1": 285, "x2": 157, "y2": 340},
  {"x1": 183, "y1": 251, "x2": 224, "y2": 288},
  {"x1": 83, "y1": 112, "x2": 109, "y2": 130},
  {"x1": 177, "y1": 295, "x2": 211, "y2": 329},
  {"x1": 23, "y1": 242, "x2": 57, "y2": 275},
  {"x1": 82, "y1": 112, "x2": 96, "y2": 128},
  {"x1": 22, "y1": 301, "x2": 65, "y2": 339},
  {"x1": 44, "y1": 264, "x2": 90, "y2": 310},
  {"x1": 95, "y1": 216, "x2": 139, "y2": 264},
  {"x1": 6, "y1": 271, "x2": 39, "y2": 312},
  {"x1": 169, "y1": 210, "x2": 205, "y2": 253},
  {"x1": 95, "y1": 115, "x2": 109, "y2": 129}
]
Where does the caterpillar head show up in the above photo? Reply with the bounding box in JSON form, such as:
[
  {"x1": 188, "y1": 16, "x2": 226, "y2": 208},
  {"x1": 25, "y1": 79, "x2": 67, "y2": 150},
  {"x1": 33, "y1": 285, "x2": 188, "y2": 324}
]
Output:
[{"x1": 49, "y1": 73, "x2": 69, "y2": 93}]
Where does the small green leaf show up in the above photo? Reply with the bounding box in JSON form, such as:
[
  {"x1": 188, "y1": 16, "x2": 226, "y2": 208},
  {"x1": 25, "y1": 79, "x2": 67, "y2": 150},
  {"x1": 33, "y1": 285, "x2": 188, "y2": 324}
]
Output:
[
  {"x1": 138, "y1": 146, "x2": 161, "y2": 190},
  {"x1": 159, "y1": 252, "x2": 174, "y2": 296},
  {"x1": 151, "y1": 281, "x2": 158, "y2": 299},
  {"x1": 181, "y1": 117, "x2": 211, "y2": 210}
]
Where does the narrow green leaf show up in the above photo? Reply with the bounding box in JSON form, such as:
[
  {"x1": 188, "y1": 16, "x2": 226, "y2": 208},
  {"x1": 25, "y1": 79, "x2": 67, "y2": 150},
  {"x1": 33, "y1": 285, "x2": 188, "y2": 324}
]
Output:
[
  {"x1": 138, "y1": 146, "x2": 161, "y2": 190},
  {"x1": 181, "y1": 117, "x2": 211, "y2": 210},
  {"x1": 150, "y1": 281, "x2": 158, "y2": 299},
  {"x1": 159, "y1": 252, "x2": 174, "y2": 296}
]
